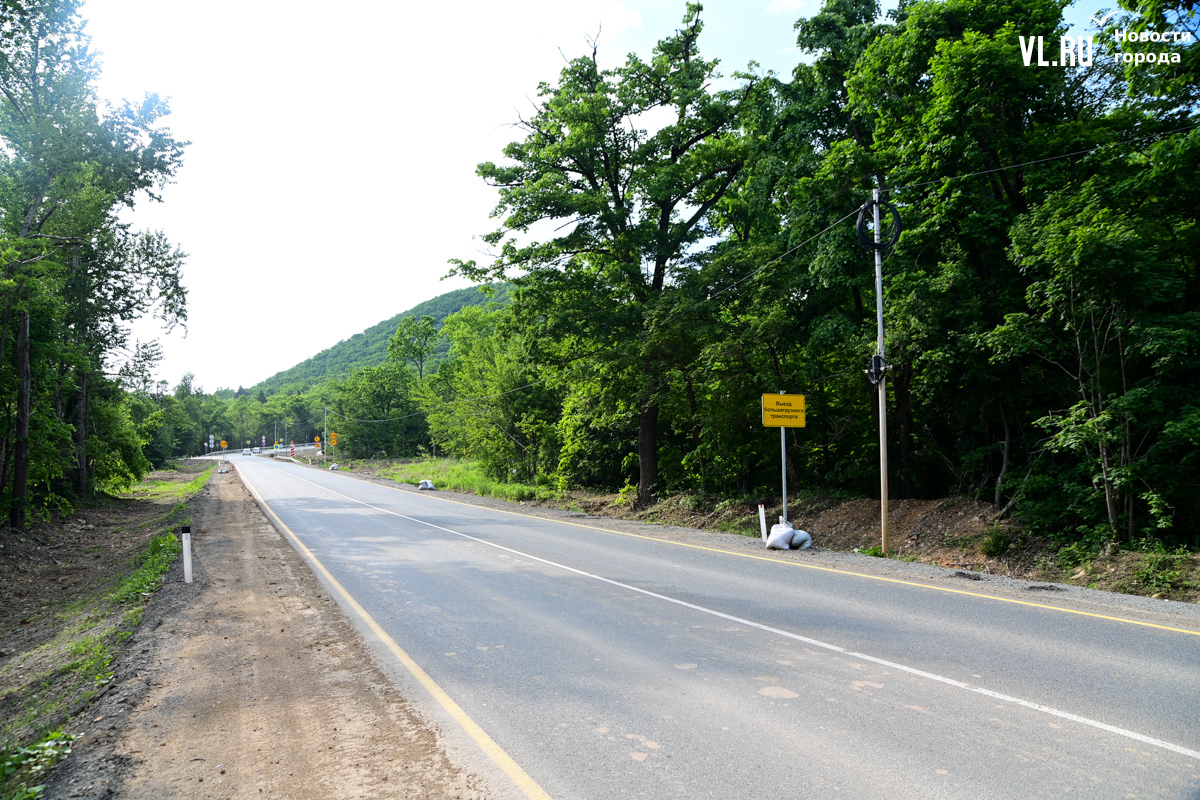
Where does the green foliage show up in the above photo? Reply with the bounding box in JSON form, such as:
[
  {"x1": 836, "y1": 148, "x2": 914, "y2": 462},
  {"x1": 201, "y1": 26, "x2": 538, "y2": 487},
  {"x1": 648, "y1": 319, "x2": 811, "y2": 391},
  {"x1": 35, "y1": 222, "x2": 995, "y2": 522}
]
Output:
[
  {"x1": 388, "y1": 315, "x2": 441, "y2": 381},
  {"x1": 453, "y1": 4, "x2": 761, "y2": 505},
  {"x1": 0, "y1": 0, "x2": 187, "y2": 520},
  {"x1": 1, "y1": 730, "x2": 73, "y2": 800},
  {"x1": 250, "y1": 284, "x2": 509, "y2": 397},
  {"x1": 109, "y1": 532, "x2": 181, "y2": 605},
  {"x1": 979, "y1": 526, "x2": 1011, "y2": 557},
  {"x1": 1056, "y1": 541, "x2": 1098, "y2": 571},
  {"x1": 328, "y1": 361, "x2": 425, "y2": 459},
  {"x1": 381, "y1": 458, "x2": 561, "y2": 503},
  {"x1": 1130, "y1": 546, "x2": 1195, "y2": 596},
  {"x1": 614, "y1": 481, "x2": 638, "y2": 508},
  {"x1": 421, "y1": 305, "x2": 562, "y2": 482}
]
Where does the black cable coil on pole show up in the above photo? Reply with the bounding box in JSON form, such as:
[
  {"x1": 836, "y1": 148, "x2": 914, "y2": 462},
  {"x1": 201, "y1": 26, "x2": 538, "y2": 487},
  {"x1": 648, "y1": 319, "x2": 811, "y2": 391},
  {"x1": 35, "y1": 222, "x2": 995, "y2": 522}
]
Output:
[{"x1": 856, "y1": 199, "x2": 902, "y2": 251}]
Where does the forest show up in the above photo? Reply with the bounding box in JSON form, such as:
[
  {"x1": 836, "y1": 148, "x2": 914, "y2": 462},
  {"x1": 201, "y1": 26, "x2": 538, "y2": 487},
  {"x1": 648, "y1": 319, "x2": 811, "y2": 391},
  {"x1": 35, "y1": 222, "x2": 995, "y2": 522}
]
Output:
[
  {"x1": 2, "y1": 0, "x2": 1197, "y2": 552},
  {"x1": 0, "y1": 0, "x2": 186, "y2": 527},
  {"x1": 433, "y1": 0, "x2": 1199, "y2": 549}
]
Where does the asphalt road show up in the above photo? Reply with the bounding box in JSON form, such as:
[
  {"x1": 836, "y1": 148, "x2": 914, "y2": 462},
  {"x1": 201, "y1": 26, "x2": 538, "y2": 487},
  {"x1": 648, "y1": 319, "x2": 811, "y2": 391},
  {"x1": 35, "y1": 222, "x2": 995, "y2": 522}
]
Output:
[{"x1": 230, "y1": 455, "x2": 1200, "y2": 800}]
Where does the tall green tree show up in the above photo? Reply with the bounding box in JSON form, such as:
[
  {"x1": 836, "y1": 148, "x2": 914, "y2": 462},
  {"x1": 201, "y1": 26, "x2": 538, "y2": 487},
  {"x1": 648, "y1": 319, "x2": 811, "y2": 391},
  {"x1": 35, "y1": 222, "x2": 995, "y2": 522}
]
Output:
[
  {"x1": 387, "y1": 314, "x2": 441, "y2": 381},
  {"x1": 0, "y1": 0, "x2": 185, "y2": 523},
  {"x1": 455, "y1": 3, "x2": 760, "y2": 505},
  {"x1": 421, "y1": 305, "x2": 561, "y2": 482}
]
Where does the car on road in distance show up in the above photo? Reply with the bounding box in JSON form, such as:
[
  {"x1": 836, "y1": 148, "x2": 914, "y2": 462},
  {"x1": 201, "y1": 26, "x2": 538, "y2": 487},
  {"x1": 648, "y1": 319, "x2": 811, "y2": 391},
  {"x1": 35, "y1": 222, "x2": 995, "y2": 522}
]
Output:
[
  {"x1": 252, "y1": 447, "x2": 261, "y2": 454},
  {"x1": 242, "y1": 449, "x2": 252, "y2": 456}
]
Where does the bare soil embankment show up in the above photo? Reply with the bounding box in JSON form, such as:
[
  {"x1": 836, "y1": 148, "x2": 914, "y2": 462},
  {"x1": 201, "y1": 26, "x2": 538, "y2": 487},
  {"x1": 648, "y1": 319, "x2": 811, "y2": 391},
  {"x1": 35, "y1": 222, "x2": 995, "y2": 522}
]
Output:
[{"x1": 1, "y1": 465, "x2": 491, "y2": 800}]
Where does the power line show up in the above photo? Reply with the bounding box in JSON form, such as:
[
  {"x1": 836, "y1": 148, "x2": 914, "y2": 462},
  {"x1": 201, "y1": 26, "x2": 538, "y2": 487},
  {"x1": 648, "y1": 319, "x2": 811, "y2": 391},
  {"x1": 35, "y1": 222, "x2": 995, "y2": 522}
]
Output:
[
  {"x1": 889, "y1": 120, "x2": 1200, "y2": 194},
  {"x1": 325, "y1": 379, "x2": 549, "y2": 424},
  {"x1": 701, "y1": 205, "x2": 863, "y2": 304},
  {"x1": 313, "y1": 121, "x2": 1200, "y2": 425}
]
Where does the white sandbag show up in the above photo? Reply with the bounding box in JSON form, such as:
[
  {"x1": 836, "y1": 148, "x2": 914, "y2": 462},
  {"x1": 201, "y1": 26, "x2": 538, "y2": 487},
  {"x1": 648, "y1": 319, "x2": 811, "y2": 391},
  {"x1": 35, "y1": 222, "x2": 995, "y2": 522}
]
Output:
[
  {"x1": 766, "y1": 521, "x2": 795, "y2": 550},
  {"x1": 418, "y1": 479, "x2": 435, "y2": 490}
]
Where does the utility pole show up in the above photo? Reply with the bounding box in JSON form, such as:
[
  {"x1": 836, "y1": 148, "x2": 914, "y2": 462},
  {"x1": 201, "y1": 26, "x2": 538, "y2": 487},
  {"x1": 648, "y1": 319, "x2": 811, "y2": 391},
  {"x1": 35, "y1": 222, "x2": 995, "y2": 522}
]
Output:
[
  {"x1": 872, "y1": 189, "x2": 890, "y2": 555},
  {"x1": 858, "y1": 189, "x2": 901, "y2": 555}
]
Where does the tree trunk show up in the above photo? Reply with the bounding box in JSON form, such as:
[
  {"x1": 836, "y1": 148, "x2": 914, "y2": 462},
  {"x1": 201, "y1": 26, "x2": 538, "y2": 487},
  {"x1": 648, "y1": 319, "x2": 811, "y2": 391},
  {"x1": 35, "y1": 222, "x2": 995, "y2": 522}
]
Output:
[
  {"x1": 11, "y1": 310, "x2": 31, "y2": 529},
  {"x1": 75, "y1": 369, "x2": 88, "y2": 497},
  {"x1": 636, "y1": 400, "x2": 659, "y2": 508},
  {"x1": 994, "y1": 398, "x2": 1011, "y2": 509}
]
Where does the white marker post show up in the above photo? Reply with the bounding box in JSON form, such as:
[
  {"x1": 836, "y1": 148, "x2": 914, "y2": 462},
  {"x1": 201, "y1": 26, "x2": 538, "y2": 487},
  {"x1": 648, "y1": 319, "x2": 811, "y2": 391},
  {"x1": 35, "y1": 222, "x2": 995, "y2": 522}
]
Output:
[
  {"x1": 758, "y1": 504, "x2": 768, "y2": 542},
  {"x1": 181, "y1": 525, "x2": 192, "y2": 584}
]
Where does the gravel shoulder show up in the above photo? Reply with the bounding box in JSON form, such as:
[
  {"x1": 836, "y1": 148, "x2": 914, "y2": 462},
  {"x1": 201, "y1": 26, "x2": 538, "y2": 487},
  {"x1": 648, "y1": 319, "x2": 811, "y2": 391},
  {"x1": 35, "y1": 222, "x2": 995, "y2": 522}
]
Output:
[{"x1": 42, "y1": 466, "x2": 493, "y2": 800}]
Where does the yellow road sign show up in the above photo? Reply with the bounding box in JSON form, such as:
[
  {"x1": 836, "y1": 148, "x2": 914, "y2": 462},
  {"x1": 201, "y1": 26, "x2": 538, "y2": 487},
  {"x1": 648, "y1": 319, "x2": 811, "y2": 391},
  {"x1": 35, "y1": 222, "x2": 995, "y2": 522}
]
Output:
[
  {"x1": 220, "y1": 440, "x2": 227, "y2": 448},
  {"x1": 330, "y1": 432, "x2": 338, "y2": 446},
  {"x1": 762, "y1": 394, "x2": 806, "y2": 427}
]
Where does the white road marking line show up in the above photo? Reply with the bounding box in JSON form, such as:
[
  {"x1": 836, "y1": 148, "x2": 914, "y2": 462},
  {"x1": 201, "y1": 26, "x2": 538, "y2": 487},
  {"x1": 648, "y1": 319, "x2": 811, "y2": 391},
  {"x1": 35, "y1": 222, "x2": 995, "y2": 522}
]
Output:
[
  {"x1": 237, "y1": 466, "x2": 554, "y2": 800},
  {"x1": 266, "y1": 463, "x2": 1200, "y2": 763}
]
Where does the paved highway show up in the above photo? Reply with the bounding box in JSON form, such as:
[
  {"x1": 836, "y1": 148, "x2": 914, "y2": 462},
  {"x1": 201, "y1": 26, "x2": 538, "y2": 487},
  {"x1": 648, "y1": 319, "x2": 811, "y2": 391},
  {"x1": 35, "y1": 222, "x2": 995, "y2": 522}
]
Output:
[{"x1": 231, "y1": 455, "x2": 1200, "y2": 799}]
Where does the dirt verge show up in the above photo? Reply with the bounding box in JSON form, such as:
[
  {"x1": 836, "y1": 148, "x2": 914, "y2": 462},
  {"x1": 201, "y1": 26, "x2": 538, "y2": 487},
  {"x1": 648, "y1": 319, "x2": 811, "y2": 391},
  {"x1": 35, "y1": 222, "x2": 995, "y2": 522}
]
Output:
[{"x1": 32, "y1": 466, "x2": 492, "y2": 799}]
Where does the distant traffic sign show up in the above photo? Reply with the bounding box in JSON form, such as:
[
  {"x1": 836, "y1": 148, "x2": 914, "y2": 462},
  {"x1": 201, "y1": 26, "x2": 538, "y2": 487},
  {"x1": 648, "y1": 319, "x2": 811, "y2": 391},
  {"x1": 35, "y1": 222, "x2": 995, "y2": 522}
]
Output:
[
  {"x1": 220, "y1": 439, "x2": 227, "y2": 448},
  {"x1": 330, "y1": 432, "x2": 338, "y2": 446},
  {"x1": 762, "y1": 394, "x2": 806, "y2": 428}
]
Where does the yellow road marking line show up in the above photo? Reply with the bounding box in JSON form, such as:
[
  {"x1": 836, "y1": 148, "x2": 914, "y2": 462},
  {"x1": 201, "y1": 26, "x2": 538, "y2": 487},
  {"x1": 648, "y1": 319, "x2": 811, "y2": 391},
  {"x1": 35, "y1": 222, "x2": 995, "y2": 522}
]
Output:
[
  {"x1": 354, "y1": 472, "x2": 1200, "y2": 638},
  {"x1": 238, "y1": 469, "x2": 553, "y2": 800}
]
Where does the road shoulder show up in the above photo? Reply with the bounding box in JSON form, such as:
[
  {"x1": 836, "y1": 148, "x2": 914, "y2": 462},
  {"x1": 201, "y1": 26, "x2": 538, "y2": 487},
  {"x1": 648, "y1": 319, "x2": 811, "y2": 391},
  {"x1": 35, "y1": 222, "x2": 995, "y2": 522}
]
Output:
[{"x1": 43, "y1": 467, "x2": 493, "y2": 800}]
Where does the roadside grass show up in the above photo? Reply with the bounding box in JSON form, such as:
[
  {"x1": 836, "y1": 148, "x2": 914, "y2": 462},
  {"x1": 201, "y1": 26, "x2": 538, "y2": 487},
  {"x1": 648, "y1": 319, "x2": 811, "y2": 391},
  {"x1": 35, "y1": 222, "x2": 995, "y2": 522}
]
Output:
[
  {"x1": 1070, "y1": 541, "x2": 1199, "y2": 601},
  {"x1": 0, "y1": 467, "x2": 211, "y2": 800},
  {"x1": 1, "y1": 731, "x2": 73, "y2": 800},
  {"x1": 378, "y1": 458, "x2": 562, "y2": 503},
  {"x1": 124, "y1": 464, "x2": 212, "y2": 502}
]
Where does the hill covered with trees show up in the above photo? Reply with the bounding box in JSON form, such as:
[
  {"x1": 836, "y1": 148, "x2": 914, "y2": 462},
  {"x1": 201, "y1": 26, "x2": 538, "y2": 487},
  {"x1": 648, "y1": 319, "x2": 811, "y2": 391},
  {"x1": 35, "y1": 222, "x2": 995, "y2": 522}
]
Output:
[{"x1": 249, "y1": 284, "x2": 509, "y2": 396}]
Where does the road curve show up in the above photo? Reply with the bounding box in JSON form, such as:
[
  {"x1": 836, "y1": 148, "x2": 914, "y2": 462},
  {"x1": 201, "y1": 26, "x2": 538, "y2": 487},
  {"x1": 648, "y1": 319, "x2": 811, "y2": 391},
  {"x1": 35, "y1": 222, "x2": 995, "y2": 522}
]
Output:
[{"x1": 231, "y1": 456, "x2": 1200, "y2": 800}]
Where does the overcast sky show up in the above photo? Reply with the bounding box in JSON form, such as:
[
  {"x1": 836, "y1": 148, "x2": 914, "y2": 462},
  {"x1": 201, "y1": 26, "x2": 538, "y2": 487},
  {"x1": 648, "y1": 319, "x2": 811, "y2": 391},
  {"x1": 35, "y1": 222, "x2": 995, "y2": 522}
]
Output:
[
  {"x1": 79, "y1": 0, "x2": 1093, "y2": 393},
  {"x1": 75, "y1": 0, "x2": 815, "y2": 391}
]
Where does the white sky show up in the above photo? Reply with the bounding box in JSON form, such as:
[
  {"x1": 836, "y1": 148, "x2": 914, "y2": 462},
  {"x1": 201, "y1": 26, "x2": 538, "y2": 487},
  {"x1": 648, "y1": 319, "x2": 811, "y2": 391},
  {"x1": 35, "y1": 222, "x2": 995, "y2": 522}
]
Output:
[
  {"x1": 80, "y1": 0, "x2": 1095, "y2": 392},
  {"x1": 79, "y1": 0, "x2": 822, "y2": 392}
]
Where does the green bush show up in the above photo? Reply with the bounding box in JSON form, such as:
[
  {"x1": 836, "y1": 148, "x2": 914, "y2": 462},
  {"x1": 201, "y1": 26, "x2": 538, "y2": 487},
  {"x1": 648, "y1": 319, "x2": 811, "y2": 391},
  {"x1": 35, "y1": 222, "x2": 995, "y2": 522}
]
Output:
[
  {"x1": 980, "y1": 526, "x2": 1011, "y2": 557},
  {"x1": 1055, "y1": 541, "x2": 1097, "y2": 570},
  {"x1": 1132, "y1": 546, "x2": 1194, "y2": 596}
]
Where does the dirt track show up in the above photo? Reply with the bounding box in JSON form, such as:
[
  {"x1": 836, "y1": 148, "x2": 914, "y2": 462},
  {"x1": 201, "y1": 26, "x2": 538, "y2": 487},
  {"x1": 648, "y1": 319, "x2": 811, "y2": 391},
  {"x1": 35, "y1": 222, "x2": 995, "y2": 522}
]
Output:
[{"x1": 43, "y1": 467, "x2": 492, "y2": 799}]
